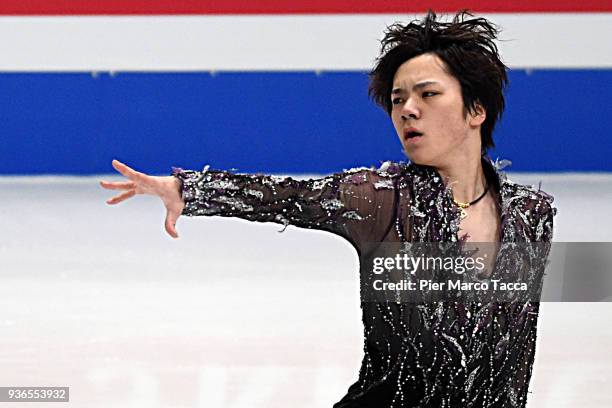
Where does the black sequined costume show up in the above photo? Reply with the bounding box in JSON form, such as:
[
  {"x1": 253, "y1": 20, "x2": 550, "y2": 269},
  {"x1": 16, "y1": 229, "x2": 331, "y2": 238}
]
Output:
[{"x1": 172, "y1": 155, "x2": 557, "y2": 407}]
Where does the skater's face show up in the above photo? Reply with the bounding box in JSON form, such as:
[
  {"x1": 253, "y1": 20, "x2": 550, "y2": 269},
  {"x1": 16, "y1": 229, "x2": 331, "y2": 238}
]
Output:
[{"x1": 390, "y1": 53, "x2": 485, "y2": 167}]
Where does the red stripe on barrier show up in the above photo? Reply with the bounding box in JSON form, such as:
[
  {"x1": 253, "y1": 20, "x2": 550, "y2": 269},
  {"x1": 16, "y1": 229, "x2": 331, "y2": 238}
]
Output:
[{"x1": 0, "y1": 0, "x2": 611, "y2": 15}]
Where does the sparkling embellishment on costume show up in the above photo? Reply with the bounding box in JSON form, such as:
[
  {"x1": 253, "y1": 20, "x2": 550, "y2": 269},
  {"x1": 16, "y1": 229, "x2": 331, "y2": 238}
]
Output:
[
  {"x1": 342, "y1": 211, "x2": 364, "y2": 220},
  {"x1": 374, "y1": 179, "x2": 395, "y2": 190},
  {"x1": 203, "y1": 179, "x2": 239, "y2": 190},
  {"x1": 171, "y1": 155, "x2": 557, "y2": 407},
  {"x1": 321, "y1": 198, "x2": 344, "y2": 211},
  {"x1": 211, "y1": 196, "x2": 254, "y2": 212},
  {"x1": 244, "y1": 189, "x2": 264, "y2": 200},
  {"x1": 312, "y1": 177, "x2": 334, "y2": 190}
]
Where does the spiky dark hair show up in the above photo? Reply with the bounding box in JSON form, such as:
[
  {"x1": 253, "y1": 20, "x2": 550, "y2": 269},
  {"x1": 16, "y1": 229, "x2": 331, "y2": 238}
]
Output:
[{"x1": 369, "y1": 10, "x2": 509, "y2": 153}]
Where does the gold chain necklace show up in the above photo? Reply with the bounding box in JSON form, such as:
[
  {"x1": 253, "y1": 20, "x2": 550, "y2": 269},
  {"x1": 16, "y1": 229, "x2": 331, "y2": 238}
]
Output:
[{"x1": 453, "y1": 185, "x2": 489, "y2": 219}]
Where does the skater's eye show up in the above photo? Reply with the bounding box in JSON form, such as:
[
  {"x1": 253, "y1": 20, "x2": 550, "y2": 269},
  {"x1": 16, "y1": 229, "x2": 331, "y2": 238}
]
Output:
[
  {"x1": 422, "y1": 91, "x2": 438, "y2": 98},
  {"x1": 392, "y1": 98, "x2": 404, "y2": 105}
]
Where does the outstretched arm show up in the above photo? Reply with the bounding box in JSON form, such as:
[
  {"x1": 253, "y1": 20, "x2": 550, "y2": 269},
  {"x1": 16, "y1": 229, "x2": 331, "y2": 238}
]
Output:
[{"x1": 101, "y1": 160, "x2": 400, "y2": 250}]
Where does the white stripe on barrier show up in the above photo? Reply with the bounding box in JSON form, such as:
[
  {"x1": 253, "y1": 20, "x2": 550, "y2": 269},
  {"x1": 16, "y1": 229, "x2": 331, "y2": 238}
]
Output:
[{"x1": 0, "y1": 14, "x2": 610, "y2": 71}]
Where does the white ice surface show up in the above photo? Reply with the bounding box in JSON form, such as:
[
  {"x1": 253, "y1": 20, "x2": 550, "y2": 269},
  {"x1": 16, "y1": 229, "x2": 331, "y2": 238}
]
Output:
[{"x1": 0, "y1": 172, "x2": 610, "y2": 407}]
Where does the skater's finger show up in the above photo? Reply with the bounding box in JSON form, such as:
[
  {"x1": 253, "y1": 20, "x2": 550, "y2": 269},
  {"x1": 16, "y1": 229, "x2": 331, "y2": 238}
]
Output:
[
  {"x1": 164, "y1": 210, "x2": 180, "y2": 239},
  {"x1": 112, "y1": 160, "x2": 147, "y2": 182},
  {"x1": 99, "y1": 180, "x2": 136, "y2": 190},
  {"x1": 106, "y1": 189, "x2": 136, "y2": 205}
]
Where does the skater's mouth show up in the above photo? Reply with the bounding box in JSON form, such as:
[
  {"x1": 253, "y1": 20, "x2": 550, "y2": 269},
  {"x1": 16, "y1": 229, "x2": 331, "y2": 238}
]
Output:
[{"x1": 403, "y1": 127, "x2": 424, "y2": 141}]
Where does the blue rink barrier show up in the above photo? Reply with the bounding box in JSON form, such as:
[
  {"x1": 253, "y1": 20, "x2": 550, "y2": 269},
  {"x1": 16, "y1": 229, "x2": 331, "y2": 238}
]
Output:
[{"x1": 1, "y1": 69, "x2": 610, "y2": 175}]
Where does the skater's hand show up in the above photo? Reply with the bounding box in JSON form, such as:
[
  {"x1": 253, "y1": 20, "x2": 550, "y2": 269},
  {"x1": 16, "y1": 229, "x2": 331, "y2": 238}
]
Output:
[{"x1": 100, "y1": 159, "x2": 185, "y2": 238}]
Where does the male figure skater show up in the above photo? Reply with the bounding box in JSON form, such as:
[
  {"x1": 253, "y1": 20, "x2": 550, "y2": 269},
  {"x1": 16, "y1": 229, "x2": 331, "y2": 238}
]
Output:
[{"x1": 102, "y1": 10, "x2": 556, "y2": 407}]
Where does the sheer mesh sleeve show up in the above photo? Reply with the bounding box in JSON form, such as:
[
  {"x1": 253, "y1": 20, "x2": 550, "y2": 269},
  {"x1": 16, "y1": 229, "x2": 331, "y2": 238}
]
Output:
[{"x1": 171, "y1": 164, "x2": 400, "y2": 253}]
